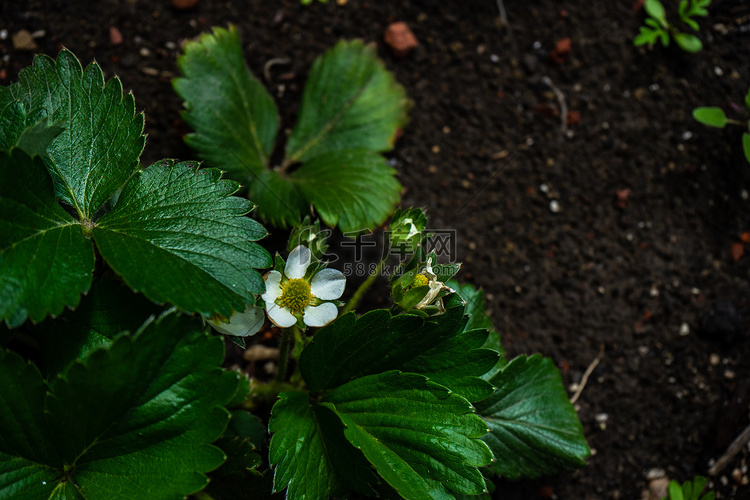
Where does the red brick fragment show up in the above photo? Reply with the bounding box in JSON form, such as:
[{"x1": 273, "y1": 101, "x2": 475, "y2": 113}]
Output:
[
  {"x1": 548, "y1": 37, "x2": 571, "y2": 64},
  {"x1": 384, "y1": 22, "x2": 418, "y2": 57}
]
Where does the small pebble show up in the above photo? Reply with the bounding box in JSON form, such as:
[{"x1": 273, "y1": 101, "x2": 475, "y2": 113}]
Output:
[
  {"x1": 714, "y1": 66, "x2": 724, "y2": 76},
  {"x1": 679, "y1": 322, "x2": 690, "y2": 336},
  {"x1": 648, "y1": 477, "x2": 669, "y2": 500},
  {"x1": 646, "y1": 468, "x2": 666, "y2": 480},
  {"x1": 490, "y1": 54, "x2": 499, "y2": 63},
  {"x1": 12, "y1": 30, "x2": 36, "y2": 50},
  {"x1": 732, "y1": 468, "x2": 742, "y2": 484},
  {"x1": 549, "y1": 200, "x2": 560, "y2": 213},
  {"x1": 710, "y1": 353, "x2": 720, "y2": 365},
  {"x1": 109, "y1": 26, "x2": 123, "y2": 45},
  {"x1": 681, "y1": 131, "x2": 693, "y2": 140}
]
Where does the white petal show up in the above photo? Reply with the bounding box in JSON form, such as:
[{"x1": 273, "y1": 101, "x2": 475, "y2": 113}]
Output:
[
  {"x1": 285, "y1": 245, "x2": 311, "y2": 280},
  {"x1": 303, "y1": 302, "x2": 338, "y2": 327},
  {"x1": 262, "y1": 270, "x2": 283, "y2": 304},
  {"x1": 266, "y1": 302, "x2": 297, "y2": 328},
  {"x1": 310, "y1": 268, "x2": 346, "y2": 300},
  {"x1": 208, "y1": 306, "x2": 264, "y2": 337}
]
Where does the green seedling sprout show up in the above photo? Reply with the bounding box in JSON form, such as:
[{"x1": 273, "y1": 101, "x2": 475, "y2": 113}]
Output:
[
  {"x1": 661, "y1": 476, "x2": 715, "y2": 500},
  {"x1": 634, "y1": 0, "x2": 711, "y2": 53},
  {"x1": 693, "y1": 86, "x2": 750, "y2": 165}
]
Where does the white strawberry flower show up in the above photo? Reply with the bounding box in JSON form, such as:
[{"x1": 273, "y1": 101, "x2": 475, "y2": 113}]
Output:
[
  {"x1": 207, "y1": 305, "x2": 265, "y2": 337},
  {"x1": 262, "y1": 245, "x2": 346, "y2": 328}
]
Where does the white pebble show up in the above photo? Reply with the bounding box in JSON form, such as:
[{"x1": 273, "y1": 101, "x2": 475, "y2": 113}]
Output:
[
  {"x1": 549, "y1": 200, "x2": 560, "y2": 213},
  {"x1": 679, "y1": 322, "x2": 690, "y2": 336}
]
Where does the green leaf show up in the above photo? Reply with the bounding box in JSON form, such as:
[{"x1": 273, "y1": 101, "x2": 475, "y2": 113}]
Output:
[
  {"x1": 246, "y1": 168, "x2": 306, "y2": 229},
  {"x1": 0, "y1": 311, "x2": 240, "y2": 499},
  {"x1": 634, "y1": 25, "x2": 664, "y2": 48},
  {"x1": 669, "y1": 481, "x2": 685, "y2": 500},
  {"x1": 269, "y1": 391, "x2": 379, "y2": 500},
  {"x1": 16, "y1": 119, "x2": 65, "y2": 158},
  {"x1": 292, "y1": 150, "x2": 401, "y2": 233},
  {"x1": 203, "y1": 411, "x2": 266, "y2": 500},
  {"x1": 645, "y1": 0, "x2": 669, "y2": 28},
  {"x1": 93, "y1": 160, "x2": 272, "y2": 318},
  {"x1": 448, "y1": 280, "x2": 506, "y2": 377},
  {"x1": 675, "y1": 33, "x2": 703, "y2": 52},
  {"x1": 174, "y1": 25, "x2": 279, "y2": 176},
  {"x1": 4, "y1": 50, "x2": 145, "y2": 218},
  {"x1": 682, "y1": 16, "x2": 700, "y2": 31},
  {"x1": 693, "y1": 107, "x2": 727, "y2": 128},
  {"x1": 0, "y1": 149, "x2": 94, "y2": 327},
  {"x1": 400, "y1": 327, "x2": 497, "y2": 402},
  {"x1": 300, "y1": 306, "x2": 471, "y2": 393},
  {"x1": 202, "y1": 437, "x2": 262, "y2": 500},
  {"x1": 31, "y1": 278, "x2": 164, "y2": 376},
  {"x1": 284, "y1": 40, "x2": 409, "y2": 164},
  {"x1": 475, "y1": 354, "x2": 590, "y2": 479},
  {"x1": 0, "y1": 100, "x2": 27, "y2": 152},
  {"x1": 325, "y1": 371, "x2": 493, "y2": 498},
  {"x1": 678, "y1": 0, "x2": 688, "y2": 18},
  {"x1": 742, "y1": 132, "x2": 750, "y2": 165}
]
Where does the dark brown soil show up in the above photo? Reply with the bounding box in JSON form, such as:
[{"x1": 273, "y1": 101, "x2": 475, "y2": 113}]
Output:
[{"x1": 4, "y1": 0, "x2": 750, "y2": 498}]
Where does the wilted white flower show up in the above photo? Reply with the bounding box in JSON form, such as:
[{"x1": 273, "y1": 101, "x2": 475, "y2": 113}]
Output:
[
  {"x1": 413, "y1": 258, "x2": 454, "y2": 310},
  {"x1": 262, "y1": 245, "x2": 345, "y2": 328}
]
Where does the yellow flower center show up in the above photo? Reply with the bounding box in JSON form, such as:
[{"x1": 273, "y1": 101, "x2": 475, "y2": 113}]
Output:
[
  {"x1": 413, "y1": 273, "x2": 430, "y2": 288},
  {"x1": 278, "y1": 278, "x2": 313, "y2": 313}
]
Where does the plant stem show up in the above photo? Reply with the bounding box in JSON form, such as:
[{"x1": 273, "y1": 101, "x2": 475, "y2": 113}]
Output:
[
  {"x1": 341, "y1": 257, "x2": 386, "y2": 315},
  {"x1": 275, "y1": 327, "x2": 293, "y2": 383}
]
